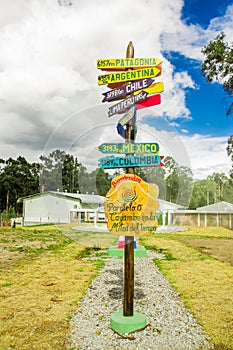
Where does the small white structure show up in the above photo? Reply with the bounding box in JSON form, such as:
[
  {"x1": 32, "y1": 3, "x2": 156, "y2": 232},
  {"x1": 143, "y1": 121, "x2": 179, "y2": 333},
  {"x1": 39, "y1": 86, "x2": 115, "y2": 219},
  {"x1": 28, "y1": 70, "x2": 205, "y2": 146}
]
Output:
[
  {"x1": 21, "y1": 191, "x2": 104, "y2": 225},
  {"x1": 156, "y1": 199, "x2": 184, "y2": 226},
  {"x1": 171, "y1": 201, "x2": 233, "y2": 229}
]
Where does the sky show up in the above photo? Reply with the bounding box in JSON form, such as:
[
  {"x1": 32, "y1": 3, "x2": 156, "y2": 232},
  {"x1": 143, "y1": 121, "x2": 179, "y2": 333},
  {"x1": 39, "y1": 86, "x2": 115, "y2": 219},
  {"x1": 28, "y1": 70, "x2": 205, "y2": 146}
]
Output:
[{"x1": 0, "y1": 0, "x2": 232, "y2": 180}]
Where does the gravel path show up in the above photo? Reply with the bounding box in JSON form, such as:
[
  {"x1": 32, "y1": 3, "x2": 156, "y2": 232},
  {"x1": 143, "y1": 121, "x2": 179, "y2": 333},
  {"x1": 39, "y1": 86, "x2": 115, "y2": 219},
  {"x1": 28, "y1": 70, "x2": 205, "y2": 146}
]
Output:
[{"x1": 70, "y1": 251, "x2": 209, "y2": 350}]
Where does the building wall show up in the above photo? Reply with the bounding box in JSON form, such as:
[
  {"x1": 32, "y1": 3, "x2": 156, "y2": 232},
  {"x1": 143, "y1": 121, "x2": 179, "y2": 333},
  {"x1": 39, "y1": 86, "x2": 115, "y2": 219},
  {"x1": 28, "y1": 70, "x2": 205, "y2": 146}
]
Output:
[
  {"x1": 171, "y1": 211, "x2": 233, "y2": 229},
  {"x1": 24, "y1": 194, "x2": 81, "y2": 224},
  {"x1": 70, "y1": 209, "x2": 107, "y2": 224}
]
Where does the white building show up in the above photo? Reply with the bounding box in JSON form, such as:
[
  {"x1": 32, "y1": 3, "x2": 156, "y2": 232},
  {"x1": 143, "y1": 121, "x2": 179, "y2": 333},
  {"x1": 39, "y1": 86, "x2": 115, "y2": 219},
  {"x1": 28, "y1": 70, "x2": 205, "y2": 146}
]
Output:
[
  {"x1": 21, "y1": 191, "x2": 104, "y2": 225},
  {"x1": 170, "y1": 201, "x2": 233, "y2": 229},
  {"x1": 20, "y1": 190, "x2": 183, "y2": 226}
]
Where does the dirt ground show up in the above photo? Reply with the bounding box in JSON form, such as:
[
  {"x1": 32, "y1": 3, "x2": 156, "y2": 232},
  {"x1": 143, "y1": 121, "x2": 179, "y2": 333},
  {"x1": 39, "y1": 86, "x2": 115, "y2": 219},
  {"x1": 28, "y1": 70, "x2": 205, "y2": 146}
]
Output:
[{"x1": 175, "y1": 237, "x2": 233, "y2": 266}]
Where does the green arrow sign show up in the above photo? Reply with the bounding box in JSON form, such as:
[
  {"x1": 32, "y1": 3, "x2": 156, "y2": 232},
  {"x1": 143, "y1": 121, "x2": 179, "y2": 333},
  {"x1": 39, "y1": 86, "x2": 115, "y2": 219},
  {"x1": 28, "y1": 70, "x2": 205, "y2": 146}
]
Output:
[{"x1": 95, "y1": 142, "x2": 160, "y2": 154}]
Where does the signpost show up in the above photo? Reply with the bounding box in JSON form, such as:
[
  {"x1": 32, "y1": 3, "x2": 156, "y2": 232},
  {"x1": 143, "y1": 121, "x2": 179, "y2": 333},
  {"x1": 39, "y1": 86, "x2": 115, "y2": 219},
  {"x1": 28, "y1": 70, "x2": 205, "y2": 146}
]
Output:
[
  {"x1": 134, "y1": 81, "x2": 164, "y2": 96},
  {"x1": 96, "y1": 41, "x2": 164, "y2": 335},
  {"x1": 105, "y1": 174, "x2": 159, "y2": 236},
  {"x1": 97, "y1": 57, "x2": 162, "y2": 69},
  {"x1": 136, "y1": 94, "x2": 161, "y2": 110},
  {"x1": 102, "y1": 78, "x2": 154, "y2": 102},
  {"x1": 123, "y1": 41, "x2": 136, "y2": 321},
  {"x1": 108, "y1": 91, "x2": 148, "y2": 117},
  {"x1": 116, "y1": 123, "x2": 126, "y2": 139},
  {"x1": 96, "y1": 142, "x2": 160, "y2": 154},
  {"x1": 98, "y1": 66, "x2": 161, "y2": 86},
  {"x1": 118, "y1": 106, "x2": 136, "y2": 126},
  {"x1": 98, "y1": 155, "x2": 163, "y2": 169}
]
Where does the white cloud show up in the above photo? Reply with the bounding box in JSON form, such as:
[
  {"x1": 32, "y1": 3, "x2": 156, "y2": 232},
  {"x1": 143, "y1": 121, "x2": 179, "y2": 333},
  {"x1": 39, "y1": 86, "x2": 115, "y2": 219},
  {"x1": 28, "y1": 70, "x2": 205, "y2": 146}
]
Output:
[
  {"x1": 161, "y1": 4, "x2": 233, "y2": 60},
  {"x1": 180, "y1": 133, "x2": 231, "y2": 179},
  {"x1": 0, "y1": 0, "x2": 231, "y2": 181},
  {"x1": 208, "y1": 5, "x2": 233, "y2": 41}
]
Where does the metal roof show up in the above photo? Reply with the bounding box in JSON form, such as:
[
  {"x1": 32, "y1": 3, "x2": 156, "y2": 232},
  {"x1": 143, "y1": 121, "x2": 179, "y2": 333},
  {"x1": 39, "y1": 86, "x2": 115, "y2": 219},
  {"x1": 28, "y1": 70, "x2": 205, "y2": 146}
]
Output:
[
  {"x1": 20, "y1": 191, "x2": 182, "y2": 209},
  {"x1": 20, "y1": 191, "x2": 104, "y2": 205},
  {"x1": 49, "y1": 191, "x2": 105, "y2": 204},
  {"x1": 196, "y1": 201, "x2": 233, "y2": 213},
  {"x1": 157, "y1": 199, "x2": 185, "y2": 212}
]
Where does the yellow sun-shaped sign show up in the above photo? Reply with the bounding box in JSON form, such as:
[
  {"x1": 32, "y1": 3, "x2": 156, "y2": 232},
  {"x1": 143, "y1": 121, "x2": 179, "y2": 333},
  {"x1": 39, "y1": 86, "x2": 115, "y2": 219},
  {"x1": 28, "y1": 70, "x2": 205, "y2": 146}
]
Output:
[{"x1": 104, "y1": 174, "x2": 159, "y2": 236}]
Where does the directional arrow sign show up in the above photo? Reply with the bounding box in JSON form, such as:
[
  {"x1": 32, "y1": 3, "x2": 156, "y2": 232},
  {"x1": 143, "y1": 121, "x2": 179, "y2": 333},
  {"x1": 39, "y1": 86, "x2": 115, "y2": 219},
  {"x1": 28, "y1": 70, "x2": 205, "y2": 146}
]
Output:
[
  {"x1": 134, "y1": 82, "x2": 164, "y2": 96},
  {"x1": 97, "y1": 57, "x2": 162, "y2": 69},
  {"x1": 118, "y1": 106, "x2": 136, "y2": 126},
  {"x1": 108, "y1": 91, "x2": 148, "y2": 117},
  {"x1": 136, "y1": 94, "x2": 161, "y2": 110},
  {"x1": 96, "y1": 142, "x2": 160, "y2": 154},
  {"x1": 102, "y1": 78, "x2": 154, "y2": 102},
  {"x1": 98, "y1": 67, "x2": 161, "y2": 86},
  {"x1": 98, "y1": 155, "x2": 163, "y2": 169},
  {"x1": 116, "y1": 123, "x2": 126, "y2": 139}
]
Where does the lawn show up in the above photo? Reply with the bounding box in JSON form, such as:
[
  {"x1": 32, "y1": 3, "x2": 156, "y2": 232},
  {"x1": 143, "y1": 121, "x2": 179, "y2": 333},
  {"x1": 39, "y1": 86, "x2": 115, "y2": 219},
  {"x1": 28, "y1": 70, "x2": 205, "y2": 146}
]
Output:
[
  {"x1": 0, "y1": 225, "x2": 232, "y2": 349},
  {"x1": 0, "y1": 225, "x2": 107, "y2": 349},
  {"x1": 141, "y1": 226, "x2": 233, "y2": 350}
]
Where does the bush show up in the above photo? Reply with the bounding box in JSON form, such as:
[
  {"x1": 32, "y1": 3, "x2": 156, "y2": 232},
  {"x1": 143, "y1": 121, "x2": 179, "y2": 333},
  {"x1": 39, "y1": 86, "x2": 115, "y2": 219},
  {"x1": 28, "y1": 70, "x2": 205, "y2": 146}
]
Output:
[{"x1": 0, "y1": 206, "x2": 16, "y2": 226}]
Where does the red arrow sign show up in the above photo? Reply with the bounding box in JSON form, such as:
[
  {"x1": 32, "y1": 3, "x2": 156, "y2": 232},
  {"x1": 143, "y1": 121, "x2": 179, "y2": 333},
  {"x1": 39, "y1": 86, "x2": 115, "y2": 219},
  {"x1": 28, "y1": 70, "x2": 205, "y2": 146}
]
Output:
[{"x1": 136, "y1": 94, "x2": 161, "y2": 110}]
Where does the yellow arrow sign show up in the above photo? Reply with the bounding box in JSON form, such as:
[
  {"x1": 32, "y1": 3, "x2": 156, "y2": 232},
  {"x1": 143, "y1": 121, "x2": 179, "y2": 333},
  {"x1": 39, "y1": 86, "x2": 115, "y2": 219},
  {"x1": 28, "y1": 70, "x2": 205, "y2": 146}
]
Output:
[
  {"x1": 134, "y1": 82, "x2": 164, "y2": 96},
  {"x1": 98, "y1": 67, "x2": 161, "y2": 86},
  {"x1": 97, "y1": 57, "x2": 162, "y2": 69}
]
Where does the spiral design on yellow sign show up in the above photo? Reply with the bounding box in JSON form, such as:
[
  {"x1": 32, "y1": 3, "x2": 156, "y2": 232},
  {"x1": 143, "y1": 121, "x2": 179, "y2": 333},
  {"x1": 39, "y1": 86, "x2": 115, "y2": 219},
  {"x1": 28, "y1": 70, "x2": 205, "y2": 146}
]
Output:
[{"x1": 122, "y1": 189, "x2": 138, "y2": 202}]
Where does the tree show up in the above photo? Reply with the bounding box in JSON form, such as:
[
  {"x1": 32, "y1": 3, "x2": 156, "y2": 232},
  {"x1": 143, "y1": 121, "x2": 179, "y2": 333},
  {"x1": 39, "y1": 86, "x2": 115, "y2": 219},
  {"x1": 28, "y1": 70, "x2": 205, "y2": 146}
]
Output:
[
  {"x1": 207, "y1": 172, "x2": 228, "y2": 202},
  {"x1": 39, "y1": 150, "x2": 66, "y2": 191},
  {"x1": 189, "y1": 173, "x2": 233, "y2": 208},
  {"x1": 163, "y1": 156, "x2": 193, "y2": 205},
  {"x1": 40, "y1": 150, "x2": 82, "y2": 193},
  {"x1": 176, "y1": 166, "x2": 193, "y2": 207},
  {"x1": 143, "y1": 167, "x2": 166, "y2": 200},
  {"x1": 164, "y1": 156, "x2": 178, "y2": 177},
  {"x1": 95, "y1": 168, "x2": 111, "y2": 196},
  {"x1": 0, "y1": 157, "x2": 39, "y2": 212},
  {"x1": 201, "y1": 32, "x2": 233, "y2": 180},
  {"x1": 189, "y1": 179, "x2": 216, "y2": 209},
  {"x1": 227, "y1": 135, "x2": 233, "y2": 180},
  {"x1": 62, "y1": 154, "x2": 80, "y2": 193},
  {"x1": 201, "y1": 32, "x2": 233, "y2": 115}
]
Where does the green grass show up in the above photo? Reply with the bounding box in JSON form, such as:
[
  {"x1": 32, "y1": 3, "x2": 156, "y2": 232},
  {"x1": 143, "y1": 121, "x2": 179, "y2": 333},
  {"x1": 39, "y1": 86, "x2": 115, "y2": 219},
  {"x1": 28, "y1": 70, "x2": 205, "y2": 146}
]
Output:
[
  {"x1": 141, "y1": 226, "x2": 233, "y2": 350},
  {"x1": 0, "y1": 225, "x2": 106, "y2": 350},
  {"x1": 1, "y1": 225, "x2": 233, "y2": 349}
]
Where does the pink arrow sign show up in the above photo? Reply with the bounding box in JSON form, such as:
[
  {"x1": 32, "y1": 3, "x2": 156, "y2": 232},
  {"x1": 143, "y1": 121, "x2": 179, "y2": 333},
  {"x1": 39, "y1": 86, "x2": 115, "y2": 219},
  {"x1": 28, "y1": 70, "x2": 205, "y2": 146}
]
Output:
[{"x1": 136, "y1": 94, "x2": 161, "y2": 110}]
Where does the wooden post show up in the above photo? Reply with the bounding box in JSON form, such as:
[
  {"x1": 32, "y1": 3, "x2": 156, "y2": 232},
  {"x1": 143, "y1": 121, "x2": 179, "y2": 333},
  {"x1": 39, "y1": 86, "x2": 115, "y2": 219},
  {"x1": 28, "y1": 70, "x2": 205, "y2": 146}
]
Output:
[{"x1": 123, "y1": 41, "x2": 135, "y2": 317}]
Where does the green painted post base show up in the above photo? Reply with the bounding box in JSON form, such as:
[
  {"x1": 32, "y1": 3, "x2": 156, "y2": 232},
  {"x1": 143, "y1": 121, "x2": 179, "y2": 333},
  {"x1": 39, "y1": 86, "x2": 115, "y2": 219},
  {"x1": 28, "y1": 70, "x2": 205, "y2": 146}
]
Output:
[
  {"x1": 108, "y1": 246, "x2": 146, "y2": 257},
  {"x1": 110, "y1": 310, "x2": 147, "y2": 335}
]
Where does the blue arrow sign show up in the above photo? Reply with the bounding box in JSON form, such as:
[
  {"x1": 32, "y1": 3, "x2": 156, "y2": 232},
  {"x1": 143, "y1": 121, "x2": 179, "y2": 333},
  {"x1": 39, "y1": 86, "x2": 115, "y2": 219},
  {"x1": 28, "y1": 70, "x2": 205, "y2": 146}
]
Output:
[
  {"x1": 117, "y1": 123, "x2": 126, "y2": 139},
  {"x1": 98, "y1": 155, "x2": 163, "y2": 169}
]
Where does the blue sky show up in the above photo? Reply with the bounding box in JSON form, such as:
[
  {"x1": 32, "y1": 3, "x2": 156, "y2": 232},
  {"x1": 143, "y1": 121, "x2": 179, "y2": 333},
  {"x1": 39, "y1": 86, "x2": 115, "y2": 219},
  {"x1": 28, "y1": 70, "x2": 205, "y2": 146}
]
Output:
[
  {"x1": 0, "y1": 0, "x2": 232, "y2": 180},
  {"x1": 146, "y1": 0, "x2": 233, "y2": 138},
  {"x1": 152, "y1": 51, "x2": 232, "y2": 137},
  {"x1": 182, "y1": 0, "x2": 233, "y2": 27},
  {"x1": 172, "y1": 0, "x2": 232, "y2": 137}
]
